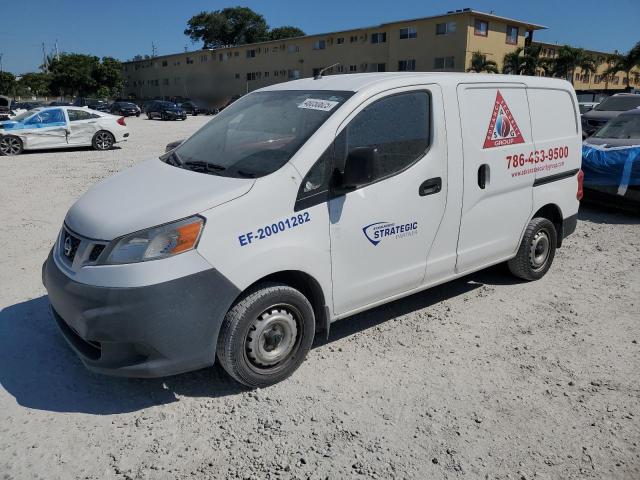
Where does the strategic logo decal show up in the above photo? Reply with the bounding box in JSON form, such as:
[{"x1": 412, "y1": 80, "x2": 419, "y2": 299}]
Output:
[
  {"x1": 362, "y1": 221, "x2": 418, "y2": 246},
  {"x1": 482, "y1": 90, "x2": 525, "y2": 149}
]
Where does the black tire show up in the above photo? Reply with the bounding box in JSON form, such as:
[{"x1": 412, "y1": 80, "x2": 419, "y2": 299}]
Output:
[
  {"x1": 508, "y1": 217, "x2": 557, "y2": 281},
  {"x1": 217, "y1": 282, "x2": 315, "y2": 388},
  {"x1": 92, "y1": 130, "x2": 115, "y2": 151},
  {"x1": 0, "y1": 135, "x2": 23, "y2": 156}
]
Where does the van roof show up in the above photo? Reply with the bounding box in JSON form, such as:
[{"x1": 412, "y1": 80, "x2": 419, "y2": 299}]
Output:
[{"x1": 260, "y1": 72, "x2": 572, "y2": 93}]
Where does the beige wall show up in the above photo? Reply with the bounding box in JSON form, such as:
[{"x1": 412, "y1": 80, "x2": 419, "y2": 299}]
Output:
[
  {"x1": 535, "y1": 42, "x2": 640, "y2": 91},
  {"x1": 122, "y1": 10, "x2": 543, "y2": 103}
]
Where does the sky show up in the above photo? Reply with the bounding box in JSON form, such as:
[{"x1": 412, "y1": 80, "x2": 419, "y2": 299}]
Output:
[{"x1": 1, "y1": 0, "x2": 638, "y2": 74}]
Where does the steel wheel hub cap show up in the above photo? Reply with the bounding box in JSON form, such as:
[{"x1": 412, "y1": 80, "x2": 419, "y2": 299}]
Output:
[
  {"x1": 530, "y1": 230, "x2": 550, "y2": 270},
  {"x1": 246, "y1": 308, "x2": 298, "y2": 367}
]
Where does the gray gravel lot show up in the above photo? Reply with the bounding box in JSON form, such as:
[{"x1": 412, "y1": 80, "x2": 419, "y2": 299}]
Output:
[{"x1": 1, "y1": 115, "x2": 639, "y2": 479}]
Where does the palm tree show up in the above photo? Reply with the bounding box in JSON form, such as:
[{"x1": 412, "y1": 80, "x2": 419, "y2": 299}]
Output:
[
  {"x1": 502, "y1": 47, "x2": 526, "y2": 75},
  {"x1": 467, "y1": 51, "x2": 498, "y2": 73},
  {"x1": 603, "y1": 41, "x2": 640, "y2": 90},
  {"x1": 521, "y1": 44, "x2": 545, "y2": 76},
  {"x1": 554, "y1": 45, "x2": 596, "y2": 86}
]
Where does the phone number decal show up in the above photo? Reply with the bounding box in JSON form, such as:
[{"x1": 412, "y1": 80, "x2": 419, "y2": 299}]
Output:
[
  {"x1": 238, "y1": 212, "x2": 310, "y2": 246},
  {"x1": 506, "y1": 146, "x2": 569, "y2": 169}
]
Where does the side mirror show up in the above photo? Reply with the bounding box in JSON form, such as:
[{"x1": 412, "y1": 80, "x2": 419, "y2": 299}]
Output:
[{"x1": 334, "y1": 147, "x2": 379, "y2": 194}]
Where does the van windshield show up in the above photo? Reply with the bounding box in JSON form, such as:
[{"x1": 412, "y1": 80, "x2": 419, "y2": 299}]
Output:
[{"x1": 163, "y1": 90, "x2": 353, "y2": 178}]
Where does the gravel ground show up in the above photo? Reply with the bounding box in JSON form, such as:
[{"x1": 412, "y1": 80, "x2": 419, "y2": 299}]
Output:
[{"x1": 1, "y1": 116, "x2": 639, "y2": 480}]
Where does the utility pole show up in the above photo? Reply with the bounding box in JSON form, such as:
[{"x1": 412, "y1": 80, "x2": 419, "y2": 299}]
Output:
[
  {"x1": 151, "y1": 42, "x2": 157, "y2": 58},
  {"x1": 0, "y1": 53, "x2": 3, "y2": 72},
  {"x1": 42, "y1": 42, "x2": 47, "y2": 71},
  {"x1": 54, "y1": 40, "x2": 60, "y2": 60}
]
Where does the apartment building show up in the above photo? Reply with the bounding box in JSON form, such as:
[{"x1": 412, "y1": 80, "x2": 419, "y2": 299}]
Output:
[
  {"x1": 123, "y1": 8, "x2": 545, "y2": 103},
  {"x1": 535, "y1": 41, "x2": 640, "y2": 92}
]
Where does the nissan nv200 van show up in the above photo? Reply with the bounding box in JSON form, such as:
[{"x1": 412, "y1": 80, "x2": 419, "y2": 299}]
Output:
[{"x1": 43, "y1": 73, "x2": 583, "y2": 387}]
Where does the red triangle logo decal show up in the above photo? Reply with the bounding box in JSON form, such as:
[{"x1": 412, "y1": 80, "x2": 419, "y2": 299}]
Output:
[{"x1": 482, "y1": 90, "x2": 525, "y2": 149}]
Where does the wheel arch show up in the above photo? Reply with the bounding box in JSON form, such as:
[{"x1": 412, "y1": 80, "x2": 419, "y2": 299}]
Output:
[
  {"x1": 531, "y1": 203, "x2": 564, "y2": 247},
  {"x1": 238, "y1": 270, "x2": 330, "y2": 341}
]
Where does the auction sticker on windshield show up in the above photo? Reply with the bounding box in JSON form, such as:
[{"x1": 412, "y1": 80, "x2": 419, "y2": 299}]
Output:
[{"x1": 298, "y1": 99, "x2": 339, "y2": 111}]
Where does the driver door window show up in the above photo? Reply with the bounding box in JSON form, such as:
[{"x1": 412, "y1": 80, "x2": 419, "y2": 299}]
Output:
[{"x1": 339, "y1": 91, "x2": 431, "y2": 184}]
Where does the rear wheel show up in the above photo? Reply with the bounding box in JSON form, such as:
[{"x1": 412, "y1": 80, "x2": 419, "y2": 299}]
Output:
[
  {"x1": 0, "y1": 135, "x2": 23, "y2": 156},
  {"x1": 92, "y1": 131, "x2": 115, "y2": 151},
  {"x1": 217, "y1": 283, "x2": 315, "y2": 388},
  {"x1": 508, "y1": 217, "x2": 557, "y2": 281}
]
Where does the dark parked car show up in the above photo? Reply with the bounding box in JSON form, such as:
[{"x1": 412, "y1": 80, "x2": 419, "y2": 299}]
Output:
[
  {"x1": 110, "y1": 101, "x2": 140, "y2": 117},
  {"x1": 0, "y1": 96, "x2": 12, "y2": 119},
  {"x1": 179, "y1": 101, "x2": 202, "y2": 116},
  {"x1": 582, "y1": 109, "x2": 640, "y2": 212},
  {"x1": 49, "y1": 101, "x2": 73, "y2": 106},
  {"x1": 89, "y1": 102, "x2": 112, "y2": 113},
  {"x1": 145, "y1": 100, "x2": 186, "y2": 121},
  {"x1": 581, "y1": 93, "x2": 640, "y2": 138}
]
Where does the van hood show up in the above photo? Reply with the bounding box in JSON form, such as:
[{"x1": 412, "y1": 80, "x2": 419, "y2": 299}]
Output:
[{"x1": 65, "y1": 158, "x2": 254, "y2": 240}]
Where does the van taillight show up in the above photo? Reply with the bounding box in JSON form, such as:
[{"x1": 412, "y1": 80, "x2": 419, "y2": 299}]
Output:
[
  {"x1": 577, "y1": 169, "x2": 584, "y2": 201},
  {"x1": 117, "y1": 117, "x2": 126, "y2": 126}
]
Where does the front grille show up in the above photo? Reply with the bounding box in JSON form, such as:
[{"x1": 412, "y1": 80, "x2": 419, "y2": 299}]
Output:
[{"x1": 61, "y1": 230, "x2": 81, "y2": 262}]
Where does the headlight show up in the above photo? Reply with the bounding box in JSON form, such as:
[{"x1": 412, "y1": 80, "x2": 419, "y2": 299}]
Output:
[{"x1": 101, "y1": 216, "x2": 204, "y2": 264}]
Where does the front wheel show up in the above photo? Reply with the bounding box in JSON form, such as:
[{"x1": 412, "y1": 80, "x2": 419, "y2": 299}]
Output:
[
  {"x1": 217, "y1": 283, "x2": 315, "y2": 388},
  {"x1": 508, "y1": 217, "x2": 557, "y2": 281},
  {"x1": 92, "y1": 131, "x2": 115, "y2": 151},
  {"x1": 0, "y1": 135, "x2": 23, "y2": 156}
]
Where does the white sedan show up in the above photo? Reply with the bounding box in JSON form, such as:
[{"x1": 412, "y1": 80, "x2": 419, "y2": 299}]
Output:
[{"x1": 0, "y1": 106, "x2": 129, "y2": 156}]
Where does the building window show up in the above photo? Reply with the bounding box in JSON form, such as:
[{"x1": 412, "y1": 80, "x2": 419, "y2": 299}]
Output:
[
  {"x1": 264, "y1": 71, "x2": 269, "y2": 78},
  {"x1": 201, "y1": 55, "x2": 208, "y2": 62},
  {"x1": 186, "y1": 57, "x2": 194, "y2": 64},
  {"x1": 434, "y1": 56, "x2": 455, "y2": 69},
  {"x1": 313, "y1": 40, "x2": 326, "y2": 50},
  {"x1": 350, "y1": 35, "x2": 358, "y2": 43},
  {"x1": 235, "y1": 73, "x2": 240, "y2": 79},
  {"x1": 349, "y1": 64, "x2": 357, "y2": 72},
  {"x1": 288, "y1": 69, "x2": 300, "y2": 79},
  {"x1": 163, "y1": 78, "x2": 169, "y2": 85},
  {"x1": 506, "y1": 25, "x2": 518, "y2": 45},
  {"x1": 161, "y1": 60, "x2": 168, "y2": 67},
  {"x1": 337, "y1": 65, "x2": 345, "y2": 73},
  {"x1": 337, "y1": 37, "x2": 345, "y2": 44},
  {"x1": 399, "y1": 27, "x2": 417, "y2": 39},
  {"x1": 274, "y1": 71, "x2": 278, "y2": 77},
  {"x1": 474, "y1": 19, "x2": 488, "y2": 37},
  {"x1": 370, "y1": 63, "x2": 386, "y2": 72},
  {"x1": 246, "y1": 49, "x2": 256, "y2": 58},
  {"x1": 398, "y1": 59, "x2": 416, "y2": 71},
  {"x1": 234, "y1": 52, "x2": 239, "y2": 57},
  {"x1": 371, "y1": 32, "x2": 387, "y2": 44},
  {"x1": 436, "y1": 22, "x2": 457, "y2": 35},
  {"x1": 287, "y1": 45, "x2": 300, "y2": 53}
]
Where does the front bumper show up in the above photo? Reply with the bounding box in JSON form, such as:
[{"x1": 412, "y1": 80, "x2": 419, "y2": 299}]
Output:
[{"x1": 42, "y1": 250, "x2": 239, "y2": 377}]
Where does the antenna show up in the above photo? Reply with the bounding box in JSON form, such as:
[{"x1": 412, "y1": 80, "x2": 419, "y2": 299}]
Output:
[
  {"x1": 55, "y1": 39, "x2": 59, "y2": 59},
  {"x1": 0, "y1": 53, "x2": 3, "y2": 72},
  {"x1": 152, "y1": 42, "x2": 157, "y2": 57},
  {"x1": 314, "y1": 62, "x2": 341, "y2": 80},
  {"x1": 42, "y1": 42, "x2": 48, "y2": 70}
]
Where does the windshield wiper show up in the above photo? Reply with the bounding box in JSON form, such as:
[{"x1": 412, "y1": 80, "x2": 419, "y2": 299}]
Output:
[{"x1": 182, "y1": 160, "x2": 226, "y2": 175}]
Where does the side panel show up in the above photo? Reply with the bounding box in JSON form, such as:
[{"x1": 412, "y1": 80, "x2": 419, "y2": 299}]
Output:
[
  {"x1": 196, "y1": 162, "x2": 333, "y2": 308},
  {"x1": 456, "y1": 83, "x2": 534, "y2": 272}
]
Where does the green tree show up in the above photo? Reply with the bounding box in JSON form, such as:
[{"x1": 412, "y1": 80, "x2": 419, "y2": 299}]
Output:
[
  {"x1": 47, "y1": 53, "x2": 123, "y2": 97},
  {"x1": 467, "y1": 51, "x2": 498, "y2": 73},
  {"x1": 502, "y1": 47, "x2": 526, "y2": 74},
  {"x1": 0, "y1": 71, "x2": 17, "y2": 95},
  {"x1": 603, "y1": 41, "x2": 640, "y2": 90},
  {"x1": 184, "y1": 7, "x2": 270, "y2": 48},
  {"x1": 17, "y1": 72, "x2": 51, "y2": 97},
  {"x1": 553, "y1": 45, "x2": 596, "y2": 85},
  {"x1": 94, "y1": 57, "x2": 124, "y2": 97},
  {"x1": 269, "y1": 26, "x2": 305, "y2": 41}
]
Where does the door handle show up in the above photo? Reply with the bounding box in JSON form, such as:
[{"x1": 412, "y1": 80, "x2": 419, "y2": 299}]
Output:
[
  {"x1": 478, "y1": 164, "x2": 489, "y2": 189},
  {"x1": 419, "y1": 177, "x2": 442, "y2": 196}
]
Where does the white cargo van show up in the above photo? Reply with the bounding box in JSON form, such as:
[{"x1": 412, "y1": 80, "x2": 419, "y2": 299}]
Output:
[{"x1": 43, "y1": 73, "x2": 583, "y2": 387}]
